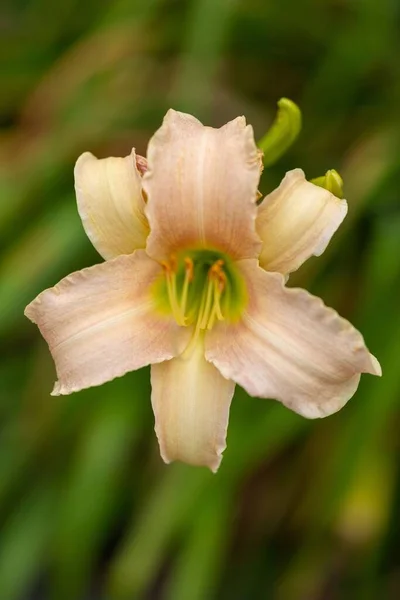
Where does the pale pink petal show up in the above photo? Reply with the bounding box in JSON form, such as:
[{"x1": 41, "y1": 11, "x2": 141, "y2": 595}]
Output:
[
  {"x1": 25, "y1": 251, "x2": 189, "y2": 395},
  {"x1": 75, "y1": 150, "x2": 149, "y2": 260},
  {"x1": 151, "y1": 338, "x2": 235, "y2": 472},
  {"x1": 206, "y1": 260, "x2": 381, "y2": 418},
  {"x1": 143, "y1": 109, "x2": 262, "y2": 261},
  {"x1": 256, "y1": 169, "x2": 348, "y2": 274}
]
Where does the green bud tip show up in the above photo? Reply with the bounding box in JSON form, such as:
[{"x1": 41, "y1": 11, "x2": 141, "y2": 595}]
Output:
[
  {"x1": 311, "y1": 169, "x2": 344, "y2": 199},
  {"x1": 258, "y1": 98, "x2": 302, "y2": 168}
]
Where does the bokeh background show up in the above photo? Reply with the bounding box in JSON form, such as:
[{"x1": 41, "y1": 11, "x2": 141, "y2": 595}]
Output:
[{"x1": 1, "y1": 0, "x2": 400, "y2": 598}]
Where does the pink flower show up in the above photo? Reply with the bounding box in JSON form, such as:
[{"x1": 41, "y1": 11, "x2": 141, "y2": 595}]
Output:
[{"x1": 25, "y1": 110, "x2": 381, "y2": 472}]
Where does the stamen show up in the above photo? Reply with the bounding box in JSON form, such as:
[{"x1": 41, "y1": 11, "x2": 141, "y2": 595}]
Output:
[
  {"x1": 196, "y1": 260, "x2": 225, "y2": 330},
  {"x1": 183, "y1": 285, "x2": 208, "y2": 356},
  {"x1": 180, "y1": 257, "x2": 194, "y2": 318},
  {"x1": 162, "y1": 259, "x2": 185, "y2": 325},
  {"x1": 199, "y1": 276, "x2": 215, "y2": 330},
  {"x1": 215, "y1": 272, "x2": 226, "y2": 320},
  {"x1": 170, "y1": 271, "x2": 179, "y2": 316},
  {"x1": 184, "y1": 257, "x2": 194, "y2": 281},
  {"x1": 207, "y1": 273, "x2": 226, "y2": 330}
]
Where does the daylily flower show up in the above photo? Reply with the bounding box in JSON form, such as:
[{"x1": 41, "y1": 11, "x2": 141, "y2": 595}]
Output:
[{"x1": 25, "y1": 110, "x2": 381, "y2": 472}]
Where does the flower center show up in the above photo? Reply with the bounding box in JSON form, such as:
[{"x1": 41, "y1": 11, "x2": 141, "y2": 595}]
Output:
[{"x1": 153, "y1": 249, "x2": 247, "y2": 332}]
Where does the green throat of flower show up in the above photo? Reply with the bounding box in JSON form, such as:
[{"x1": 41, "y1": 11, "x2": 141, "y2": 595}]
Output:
[{"x1": 153, "y1": 249, "x2": 247, "y2": 332}]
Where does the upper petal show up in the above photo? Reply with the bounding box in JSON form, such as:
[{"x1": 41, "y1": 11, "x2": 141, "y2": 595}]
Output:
[
  {"x1": 256, "y1": 169, "x2": 348, "y2": 274},
  {"x1": 75, "y1": 150, "x2": 149, "y2": 260},
  {"x1": 206, "y1": 260, "x2": 381, "y2": 419},
  {"x1": 143, "y1": 109, "x2": 262, "y2": 261},
  {"x1": 25, "y1": 251, "x2": 189, "y2": 395},
  {"x1": 151, "y1": 338, "x2": 235, "y2": 472}
]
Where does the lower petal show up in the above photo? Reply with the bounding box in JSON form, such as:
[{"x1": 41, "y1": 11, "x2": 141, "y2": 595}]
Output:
[
  {"x1": 206, "y1": 260, "x2": 381, "y2": 419},
  {"x1": 151, "y1": 338, "x2": 235, "y2": 472},
  {"x1": 25, "y1": 251, "x2": 189, "y2": 395}
]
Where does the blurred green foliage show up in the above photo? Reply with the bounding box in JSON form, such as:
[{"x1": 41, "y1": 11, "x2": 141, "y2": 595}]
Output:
[{"x1": 1, "y1": 0, "x2": 400, "y2": 598}]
